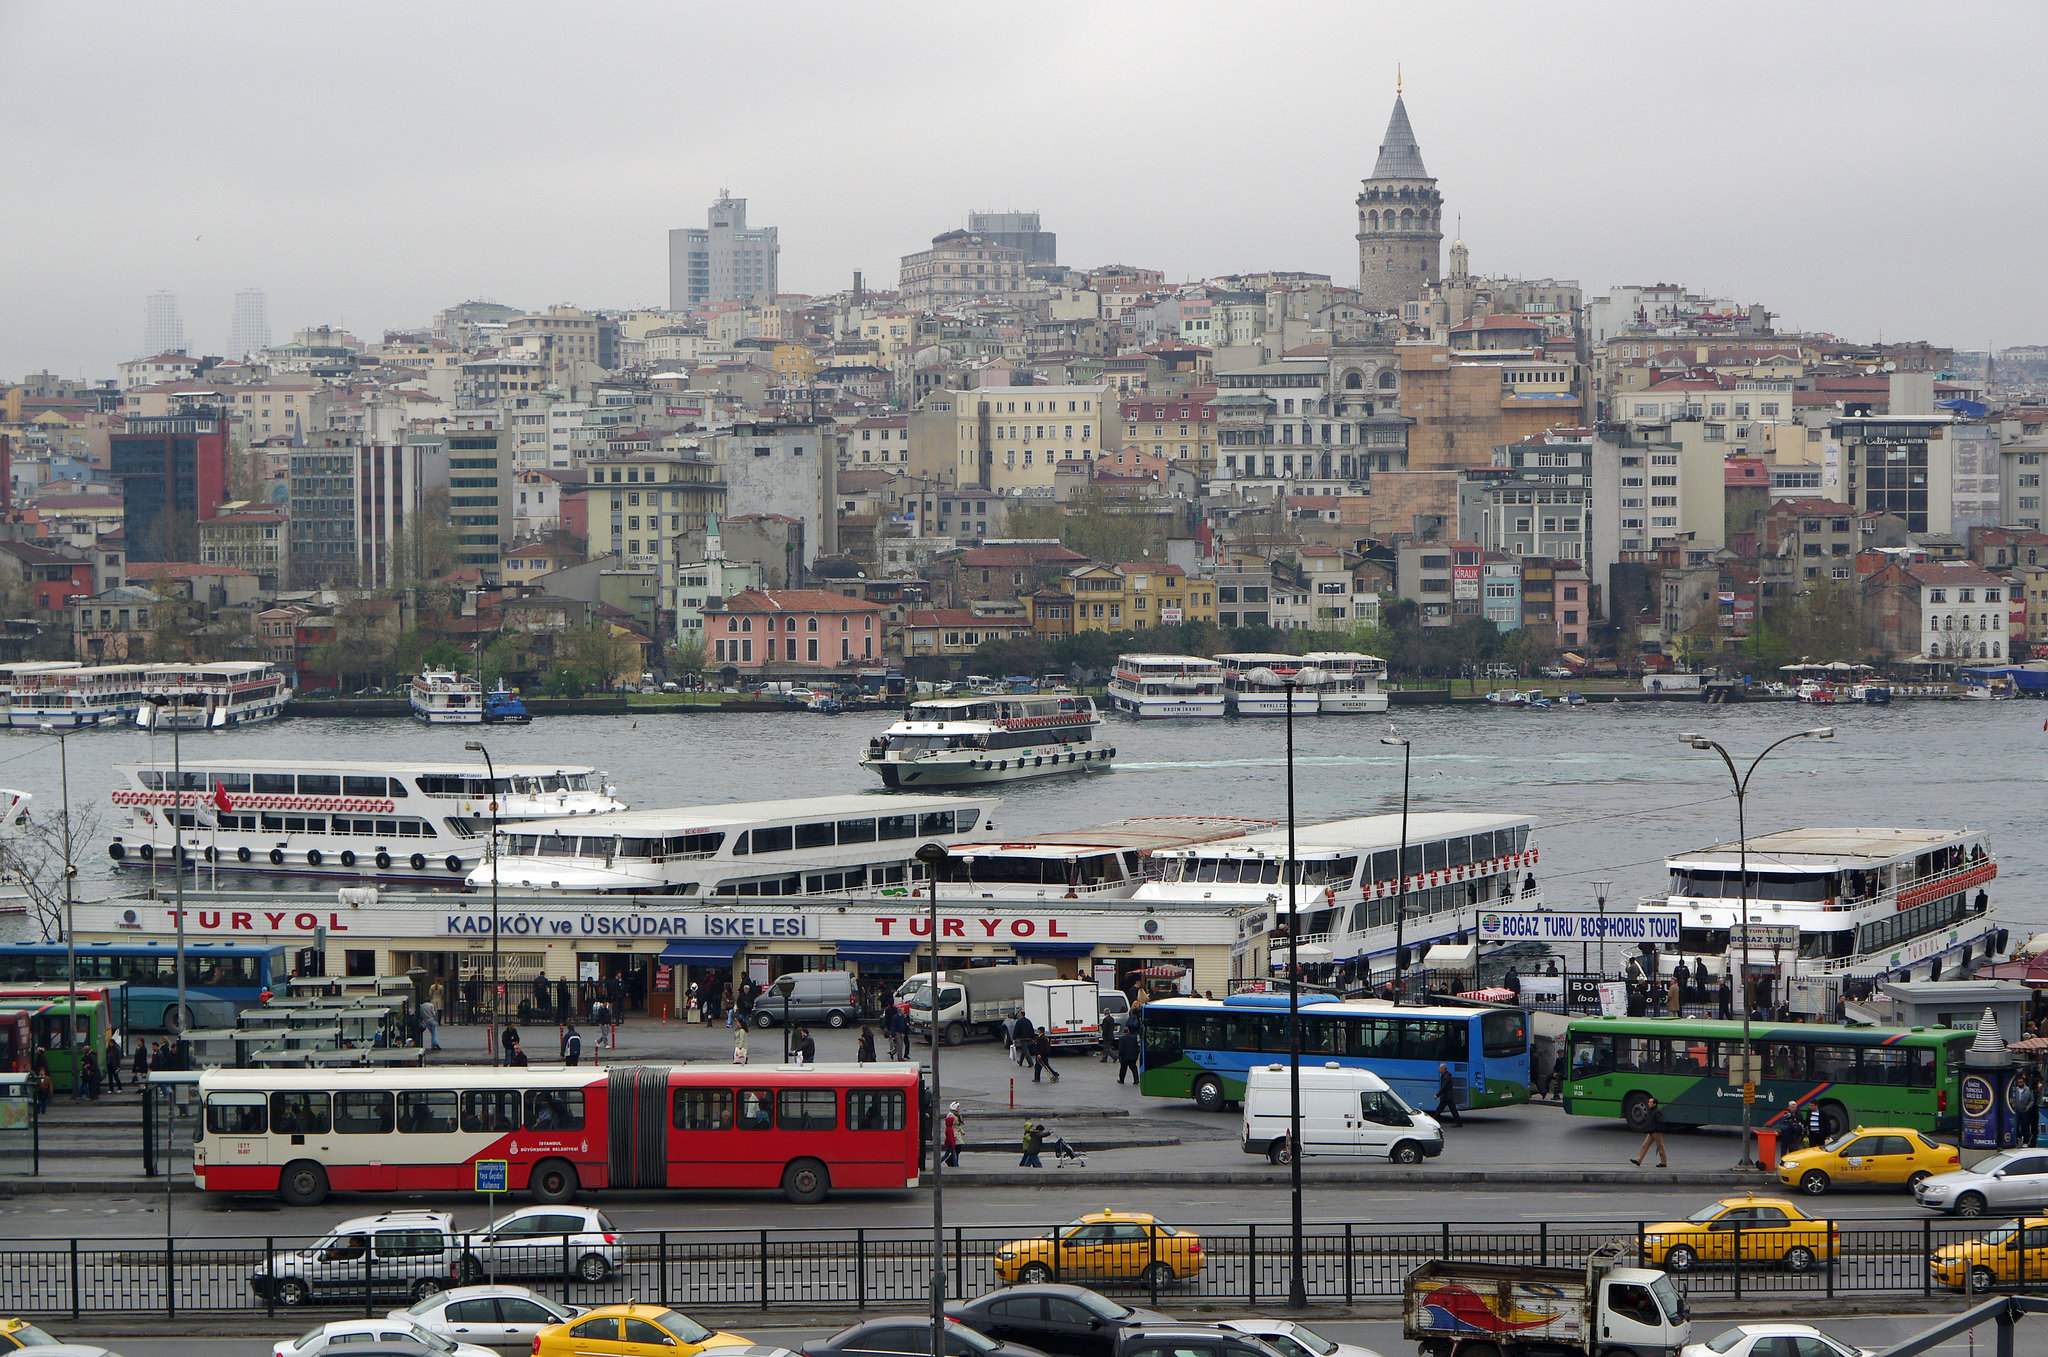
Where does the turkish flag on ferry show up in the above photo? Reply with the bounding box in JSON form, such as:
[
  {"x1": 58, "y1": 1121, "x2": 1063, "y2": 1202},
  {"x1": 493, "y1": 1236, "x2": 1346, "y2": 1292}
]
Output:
[{"x1": 212, "y1": 779, "x2": 233, "y2": 814}]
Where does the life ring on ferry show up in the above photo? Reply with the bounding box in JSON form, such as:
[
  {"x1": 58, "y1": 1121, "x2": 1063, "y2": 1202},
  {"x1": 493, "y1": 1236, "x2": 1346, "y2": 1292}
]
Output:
[
  {"x1": 139, "y1": 844, "x2": 154, "y2": 861},
  {"x1": 306, "y1": 849, "x2": 324, "y2": 867},
  {"x1": 375, "y1": 851, "x2": 392, "y2": 870},
  {"x1": 410, "y1": 853, "x2": 428, "y2": 871},
  {"x1": 338, "y1": 850, "x2": 356, "y2": 867},
  {"x1": 445, "y1": 854, "x2": 463, "y2": 873},
  {"x1": 108, "y1": 843, "x2": 126, "y2": 861},
  {"x1": 237, "y1": 846, "x2": 252, "y2": 863},
  {"x1": 269, "y1": 849, "x2": 286, "y2": 865}
]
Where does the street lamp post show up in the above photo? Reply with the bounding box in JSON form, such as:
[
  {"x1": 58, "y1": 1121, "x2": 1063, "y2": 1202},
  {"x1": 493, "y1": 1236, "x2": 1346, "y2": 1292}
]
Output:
[
  {"x1": 38, "y1": 726, "x2": 76, "y2": 1049},
  {"x1": 464, "y1": 741, "x2": 500, "y2": 1052},
  {"x1": 914, "y1": 842, "x2": 950, "y2": 1357},
  {"x1": 1381, "y1": 733, "x2": 1412, "y2": 999},
  {"x1": 136, "y1": 699, "x2": 201, "y2": 1037},
  {"x1": 1589, "y1": 879, "x2": 1612, "y2": 979},
  {"x1": 1278, "y1": 670, "x2": 1311, "y2": 1310},
  {"x1": 1679, "y1": 726, "x2": 1835, "y2": 1168}
]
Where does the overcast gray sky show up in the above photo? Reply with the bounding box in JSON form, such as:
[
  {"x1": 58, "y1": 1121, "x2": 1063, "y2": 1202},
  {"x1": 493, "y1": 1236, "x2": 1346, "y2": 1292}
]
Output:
[{"x1": 5, "y1": 1, "x2": 2044, "y2": 379}]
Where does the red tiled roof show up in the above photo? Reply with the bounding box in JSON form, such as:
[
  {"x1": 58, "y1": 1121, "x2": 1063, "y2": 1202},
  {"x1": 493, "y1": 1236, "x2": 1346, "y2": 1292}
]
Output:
[
  {"x1": 716, "y1": 588, "x2": 886, "y2": 614},
  {"x1": 906, "y1": 610, "x2": 1032, "y2": 629},
  {"x1": 1114, "y1": 562, "x2": 1184, "y2": 577},
  {"x1": 1895, "y1": 560, "x2": 2010, "y2": 589}
]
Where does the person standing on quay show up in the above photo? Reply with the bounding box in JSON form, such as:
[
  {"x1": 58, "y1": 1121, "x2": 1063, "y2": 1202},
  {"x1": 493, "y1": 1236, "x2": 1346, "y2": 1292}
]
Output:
[{"x1": 1116, "y1": 1019, "x2": 1142, "y2": 1086}]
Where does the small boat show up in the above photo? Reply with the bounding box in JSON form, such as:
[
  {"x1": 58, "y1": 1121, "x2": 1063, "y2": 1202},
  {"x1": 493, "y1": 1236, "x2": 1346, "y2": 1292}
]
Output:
[
  {"x1": 482, "y1": 681, "x2": 531, "y2": 724},
  {"x1": 864, "y1": 694, "x2": 1111, "y2": 787},
  {"x1": 1484, "y1": 688, "x2": 1529, "y2": 707},
  {"x1": 408, "y1": 668, "x2": 484, "y2": 724},
  {"x1": 806, "y1": 691, "x2": 844, "y2": 714},
  {"x1": 1559, "y1": 692, "x2": 1588, "y2": 707}
]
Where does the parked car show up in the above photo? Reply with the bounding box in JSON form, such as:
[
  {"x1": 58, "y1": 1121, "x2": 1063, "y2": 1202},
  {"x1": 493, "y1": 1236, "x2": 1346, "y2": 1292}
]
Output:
[
  {"x1": 1915, "y1": 1146, "x2": 2048, "y2": 1216},
  {"x1": 1115, "y1": 1327, "x2": 1286, "y2": 1357},
  {"x1": 1640, "y1": 1195, "x2": 1839, "y2": 1273},
  {"x1": 532, "y1": 1306, "x2": 748, "y2": 1357},
  {"x1": 754, "y1": 969, "x2": 859, "y2": 1028},
  {"x1": 249, "y1": 1209, "x2": 461, "y2": 1306},
  {"x1": 802, "y1": 1319, "x2": 1044, "y2": 1357},
  {"x1": 1217, "y1": 1321, "x2": 1382, "y2": 1357},
  {"x1": 457, "y1": 1206, "x2": 620, "y2": 1282},
  {"x1": 274, "y1": 1319, "x2": 495, "y2": 1357},
  {"x1": 391, "y1": 1286, "x2": 584, "y2": 1349},
  {"x1": 1776, "y1": 1127, "x2": 1958, "y2": 1195},
  {"x1": 946, "y1": 1285, "x2": 1168, "y2": 1357},
  {"x1": 992, "y1": 1211, "x2": 1204, "y2": 1286},
  {"x1": 1538, "y1": 666, "x2": 1573, "y2": 679},
  {"x1": 1679, "y1": 1324, "x2": 1872, "y2": 1357}
]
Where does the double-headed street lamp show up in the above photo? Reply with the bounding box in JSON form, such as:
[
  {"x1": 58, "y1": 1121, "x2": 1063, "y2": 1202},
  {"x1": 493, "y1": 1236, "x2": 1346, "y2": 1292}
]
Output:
[
  {"x1": 913, "y1": 841, "x2": 950, "y2": 1357},
  {"x1": 137, "y1": 699, "x2": 221, "y2": 1036},
  {"x1": 37, "y1": 725, "x2": 77, "y2": 1048},
  {"x1": 464, "y1": 740, "x2": 500, "y2": 1050},
  {"x1": 1678, "y1": 726, "x2": 1834, "y2": 1168},
  {"x1": 1381, "y1": 732, "x2": 1412, "y2": 998}
]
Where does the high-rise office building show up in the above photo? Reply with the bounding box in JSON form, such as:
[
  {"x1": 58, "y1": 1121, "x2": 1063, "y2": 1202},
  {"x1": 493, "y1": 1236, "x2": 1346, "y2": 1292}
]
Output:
[
  {"x1": 228, "y1": 288, "x2": 272, "y2": 357},
  {"x1": 668, "y1": 193, "x2": 779, "y2": 309},
  {"x1": 966, "y1": 210, "x2": 1057, "y2": 265},
  {"x1": 143, "y1": 290, "x2": 186, "y2": 356},
  {"x1": 111, "y1": 403, "x2": 229, "y2": 561}
]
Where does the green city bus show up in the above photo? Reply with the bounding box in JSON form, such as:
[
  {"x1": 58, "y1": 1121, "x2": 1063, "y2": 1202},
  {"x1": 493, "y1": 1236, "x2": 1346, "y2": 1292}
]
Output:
[{"x1": 1563, "y1": 1015, "x2": 1970, "y2": 1140}]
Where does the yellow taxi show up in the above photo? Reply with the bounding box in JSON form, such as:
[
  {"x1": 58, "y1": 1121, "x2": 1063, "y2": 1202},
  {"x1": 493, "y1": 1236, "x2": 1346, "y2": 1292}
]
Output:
[
  {"x1": 0, "y1": 1321, "x2": 61, "y2": 1351},
  {"x1": 1777, "y1": 1126, "x2": 1959, "y2": 1196},
  {"x1": 533, "y1": 1305, "x2": 750, "y2": 1357},
  {"x1": 993, "y1": 1210, "x2": 1205, "y2": 1286},
  {"x1": 1641, "y1": 1194, "x2": 1840, "y2": 1273},
  {"x1": 1930, "y1": 1217, "x2": 2048, "y2": 1292}
]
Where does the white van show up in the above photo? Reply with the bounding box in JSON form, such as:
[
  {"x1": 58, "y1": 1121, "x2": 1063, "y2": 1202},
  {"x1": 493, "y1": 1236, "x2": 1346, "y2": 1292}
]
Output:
[{"x1": 1241, "y1": 1062, "x2": 1444, "y2": 1165}]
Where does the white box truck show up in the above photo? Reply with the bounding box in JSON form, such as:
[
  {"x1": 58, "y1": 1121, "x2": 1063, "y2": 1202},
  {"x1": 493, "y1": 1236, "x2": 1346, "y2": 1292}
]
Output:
[
  {"x1": 1242, "y1": 1062, "x2": 1444, "y2": 1164},
  {"x1": 1402, "y1": 1248, "x2": 1689, "y2": 1357},
  {"x1": 1023, "y1": 979, "x2": 1100, "y2": 1050},
  {"x1": 910, "y1": 964, "x2": 1057, "y2": 1045}
]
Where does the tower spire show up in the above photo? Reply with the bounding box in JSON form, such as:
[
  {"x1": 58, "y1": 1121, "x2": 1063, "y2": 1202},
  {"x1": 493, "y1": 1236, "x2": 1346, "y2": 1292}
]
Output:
[{"x1": 1397, "y1": 63, "x2": 1402, "y2": 94}]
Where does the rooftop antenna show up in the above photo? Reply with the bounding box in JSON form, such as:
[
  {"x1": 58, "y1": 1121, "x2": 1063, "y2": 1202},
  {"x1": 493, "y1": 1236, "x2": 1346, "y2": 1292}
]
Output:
[{"x1": 1397, "y1": 63, "x2": 1402, "y2": 94}]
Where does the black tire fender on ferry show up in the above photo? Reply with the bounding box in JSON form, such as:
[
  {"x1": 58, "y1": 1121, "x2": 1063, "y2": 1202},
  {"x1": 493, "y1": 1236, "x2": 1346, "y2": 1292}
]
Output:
[
  {"x1": 139, "y1": 844, "x2": 154, "y2": 862},
  {"x1": 410, "y1": 853, "x2": 428, "y2": 871},
  {"x1": 306, "y1": 849, "x2": 323, "y2": 867},
  {"x1": 108, "y1": 843, "x2": 125, "y2": 861},
  {"x1": 1998, "y1": 929, "x2": 2011, "y2": 954},
  {"x1": 376, "y1": 851, "x2": 392, "y2": 870},
  {"x1": 445, "y1": 854, "x2": 462, "y2": 873},
  {"x1": 339, "y1": 850, "x2": 356, "y2": 867},
  {"x1": 269, "y1": 848, "x2": 285, "y2": 866},
  {"x1": 236, "y1": 846, "x2": 252, "y2": 863},
  {"x1": 203, "y1": 846, "x2": 217, "y2": 862}
]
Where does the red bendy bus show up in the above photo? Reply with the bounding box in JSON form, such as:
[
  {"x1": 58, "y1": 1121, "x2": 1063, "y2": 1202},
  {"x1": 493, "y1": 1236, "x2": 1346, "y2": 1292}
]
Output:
[{"x1": 194, "y1": 1062, "x2": 923, "y2": 1206}]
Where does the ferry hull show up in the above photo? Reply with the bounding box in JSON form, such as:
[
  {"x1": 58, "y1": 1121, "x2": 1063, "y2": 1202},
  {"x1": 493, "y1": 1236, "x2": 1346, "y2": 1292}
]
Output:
[
  {"x1": 867, "y1": 745, "x2": 1115, "y2": 787},
  {"x1": 1318, "y1": 692, "x2": 1390, "y2": 714},
  {"x1": 1229, "y1": 694, "x2": 1318, "y2": 717},
  {"x1": 410, "y1": 703, "x2": 484, "y2": 724},
  {"x1": 7, "y1": 706, "x2": 142, "y2": 729},
  {"x1": 1110, "y1": 694, "x2": 1226, "y2": 719}
]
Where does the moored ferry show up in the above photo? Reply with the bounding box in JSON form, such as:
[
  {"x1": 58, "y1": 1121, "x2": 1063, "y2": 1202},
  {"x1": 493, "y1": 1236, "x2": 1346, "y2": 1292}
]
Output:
[
  {"x1": 1300, "y1": 651, "x2": 1390, "y2": 714},
  {"x1": 909, "y1": 815, "x2": 1277, "y2": 902},
  {"x1": 1215, "y1": 653, "x2": 1318, "y2": 717},
  {"x1": 5, "y1": 663, "x2": 149, "y2": 729},
  {"x1": 1106, "y1": 653, "x2": 1226, "y2": 719},
  {"x1": 861, "y1": 694, "x2": 1111, "y2": 787},
  {"x1": 142, "y1": 661, "x2": 291, "y2": 728},
  {"x1": 408, "y1": 668, "x2": 483, "y2": 724},
  {"x1": 1660, "y1": 826, "x2": 2003, "y2": 985},
  {"x1": 1131, "y1": 811, "x2": 1544, "y2": 969},
  {"x1": 106, "y1": 759, "x2": 626, "y2": 884},
  {"x1": 467, "y1": 794, "x2": 992, "y2": 896}
]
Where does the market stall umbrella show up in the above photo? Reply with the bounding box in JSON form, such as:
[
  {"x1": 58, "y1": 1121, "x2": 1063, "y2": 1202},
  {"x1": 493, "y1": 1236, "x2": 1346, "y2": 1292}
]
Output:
[
  {"x1": 1136, "y1": 964, "x2": 1186, "y2": 978},
  {"x1": 1458, "y1": 987, "x2": 1516, "y2": 1002},
  {"x1": 1291, "y1": 944, "x2": 1333, "y2": 962}
]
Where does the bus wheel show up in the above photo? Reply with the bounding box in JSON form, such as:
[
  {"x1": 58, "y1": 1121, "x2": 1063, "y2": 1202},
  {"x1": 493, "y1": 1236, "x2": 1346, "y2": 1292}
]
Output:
[
  {"x1": 163, "y1": 1003, "x2": 193, "y2": 1033},
  {"x1": 1391, "y1": 1141, "x2": 1424, "y2": 1164},
  {"x1": 1622, "y1": 1092, "x2": 1654, "y2": 1132},
  {"x1": 1267, "y1": 1137, "x2": 1291, "y2": 1165},
  {"x1": 529, "y1": 1158, "x2": 578, "y2": 1204},
  {"x1": 278, "y1": 1160, "x2": 329, "y2": 1207},
  {"x1": 1192, "y1": 1076, "x2": 1226, "y2": 1113},
  {"x1": 781, "y1": 1157, "x2": 830, "y2": 1204},
  {"x1": 1800, "y1": 1169, "x2": 1830, "y2": 1195}
]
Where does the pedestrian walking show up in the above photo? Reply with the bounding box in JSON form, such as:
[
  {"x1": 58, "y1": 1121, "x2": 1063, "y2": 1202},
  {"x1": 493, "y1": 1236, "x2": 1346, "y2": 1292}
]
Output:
[
  {"x1": 555, "y1": 977, "x2": 570, "y2": 1021},
  {"x1": 1012, "y1": 1012, "x2": 1036, "y2": 1067},
  {"x1": 1551, "y1": 1046, "x2": 1568, "y2": 1101},
  {"x1": 500, "y1": 1023, "x2": 520, "y2": 1066},
  {"x1": 420, "y1": 995, "x2": 441, "y2": 1051},
  {"x1": 1716, "y1": 977, "x2": 1734, "y2": 1021},
  {"x1": 80, "y1": 1048, "x2": 100, "y2": 1100},
  {"x1": 1433, "y1": 1062, "x2": 1464, "y2": 1127},
  {"x1": 432, "y1": 979, "x2": 447, "y2": 1018},
  {"x1": 2013, "y1": 1072, "x2": 2039, "y2": 1148},
  {"x1": 131, "y1": 1039, "x2": 147, "y2": 1089},
  {"x1": 1099, "y1": 1012, "x2": 1117, "y2": 1063},
  {"x1": 733, "y1": 1024, "x2": 750, "y2": 1064},
  {"x1": 1116, "y1": 1019, "x2": 1142, "y2": 1085},
  {"x1": 1630, "y1": 1096, "x2": 1668, "y2": 1167},
  {"x1": 1031, "y1": 1027, "x2": 1059, "y2": 1083},
  {"x1": 1019, "y1": 1121, "x2": 1045, "y2": 1168},
  {"x1": 562, "y1": 1022, "x2": 582, "y2": 1066},
  {"x1": 796, "y1": 1028, "x2": 816, "y2": 1065},
  {"x1": 857, "y1": 1025, "x2": 877, "y2": 1063},
  {"x1": 30, "y1": 1047, "x2": 49, "y2": 1114},
  {"x1": 104, "y1": 1034, "x2": 123, "y2": 1093},
  {"x1": 942, "y1": 1102, "x2": 962, "y2": 1167},
  {"x1": 724, "y1": 984, "x2": 737, "y2": 1030}
]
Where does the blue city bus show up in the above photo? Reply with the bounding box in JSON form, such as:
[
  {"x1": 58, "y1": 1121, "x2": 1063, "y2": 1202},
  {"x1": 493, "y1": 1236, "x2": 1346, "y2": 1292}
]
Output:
[
  {"x1": 1138, "y1": 993, "x2": 1531, "y2": 1113},
  {"x1": 0, "y1": 940, "x2": 287, "y2": 1031}
]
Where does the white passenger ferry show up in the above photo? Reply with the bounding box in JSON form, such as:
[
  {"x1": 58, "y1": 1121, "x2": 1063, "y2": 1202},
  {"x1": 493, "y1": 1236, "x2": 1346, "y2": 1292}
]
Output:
[
  {"x1": 107, "y1": 760, "x2": 626, "y2": 884},
  {"x1": 1300, "y1": 651, "x2": 1390, "y2": 714},
  {"x1": 4, "y1": 663, "x2": 148, "y2": 729},
  {"x1": 141, "y1": 661, "x2": 291, "y2": 728},
  {"x1": 1131, "y1": 811, "x2": 1544, "y2": 968},
  {"x1": 408, "y1": 668, "x2": 483, "y2": 724},
  {"x1": 1106, "y1": 654, "x2": 1226, "y2": 719},
  {"x1": 1660, "y1": 826, "x2": 2003, "y2": 984},
  {"x1": 468, "y1": 794, "x2": 993, "y2": 896},
  {"x1": 1215, "y1": 653, "x2": 1319, "y2": 717},
  {"x1": 861, "y1": 694, "x2": 1112, "y2": 787},
  {"x1": 912, "y1": 815, "x2": 1276, "y2": 903}
]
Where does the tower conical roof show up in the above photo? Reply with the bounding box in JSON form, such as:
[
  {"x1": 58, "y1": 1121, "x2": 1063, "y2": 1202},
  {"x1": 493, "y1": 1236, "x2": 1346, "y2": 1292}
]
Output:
[{"x1": 1371, "y1": 94, "x2": 1429, "y2": 180}]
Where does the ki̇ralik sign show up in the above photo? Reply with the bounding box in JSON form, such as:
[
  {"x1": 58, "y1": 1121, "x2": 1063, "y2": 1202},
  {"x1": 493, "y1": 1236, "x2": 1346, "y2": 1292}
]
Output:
[{"x1": 1476, "y1": 910, "x2": 1681, "y2": 944}]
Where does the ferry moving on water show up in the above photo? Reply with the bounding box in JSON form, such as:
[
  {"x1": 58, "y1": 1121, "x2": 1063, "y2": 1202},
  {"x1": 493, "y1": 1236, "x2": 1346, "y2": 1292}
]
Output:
[
  {"x1": 1659, "y1": 826, "x2": 2004, "y2": 985},
  {"x1": 1106, "y1": 654, "x2": 1226, "y2": 718},
  {"x1": 141, "y1": 661, "x2": 291, "y2": 727},
  {"x1": 408, "y1": 668, "x2": 483, "y2": 723},
  {"x1": 861, "y1": 694, "x2": 1112, "y2": 786},
  {"x1": 107, "y1": 760, "x2": 625, "y2": 884}
]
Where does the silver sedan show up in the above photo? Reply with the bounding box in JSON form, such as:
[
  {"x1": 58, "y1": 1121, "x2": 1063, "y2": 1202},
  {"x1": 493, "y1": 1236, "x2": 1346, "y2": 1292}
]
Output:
[{"x1": 390, "y1": 1288, "x2": 585, "y2": 1351}]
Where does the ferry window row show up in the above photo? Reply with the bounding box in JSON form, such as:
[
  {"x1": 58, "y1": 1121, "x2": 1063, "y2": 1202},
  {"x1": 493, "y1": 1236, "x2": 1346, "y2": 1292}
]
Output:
[
  {"x1": 417, "y1": 773, "x2": 592, "y2": 795},
  {"x1": 732, "y1": 810, "x2": 977, "y2": 855},
  {"x1": 0, "y1": 952, "x2": 263, "y2": 986},
  {"x1": 672, "y1": 1086, "x2": 906, "y2": 1133},
  {"x1": 1858, "y1": 891, "x2": 1977, "y2": 957},
  {"x1": 1369, "y1": 827, "x2": 1530, "y2": 881},
  {"x1": 1679, "y1": 927, "x2": 1856, "y2": 961},
  {"x1": 1350, "y1": 878, "x2": 1497, "y2": 931},
  {"x1": 1142, "y1": 1011, "x2": 1491, "y2": 1063},
  {"x1": 502, "y1": 832, "x2": 727, "y2": 858},
  {"x1": 206, "y1": 1088, "x2": 587, "y2": 1137},
  {"x1": 1671, "y1": 869, "x2": 1832, "y2": 903},
  {"x1": 202, "y1": 813, "x2": 437, "y2": 838},
  {"x1": 711, "y1": 863, "x2": 914, "y2": 897},
  {"x1": 142, "y1": 772, "x2": 410, "y2": 798},
  {"x1": 1573, "y1": 1035, "x2": 1947, "y2": 1087}
]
